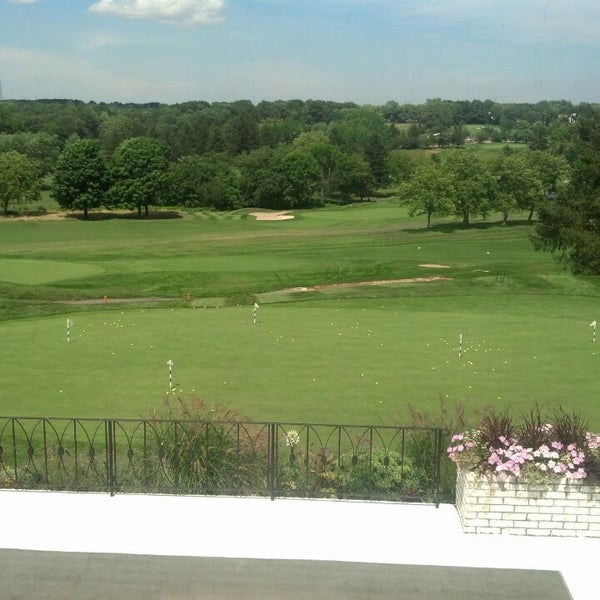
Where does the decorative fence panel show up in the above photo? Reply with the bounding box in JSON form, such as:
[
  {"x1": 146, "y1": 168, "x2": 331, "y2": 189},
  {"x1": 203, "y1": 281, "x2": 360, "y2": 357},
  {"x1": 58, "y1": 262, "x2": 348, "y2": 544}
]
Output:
[{"x1": 0, "y1": 417, "x2": 445, "y2": 505}]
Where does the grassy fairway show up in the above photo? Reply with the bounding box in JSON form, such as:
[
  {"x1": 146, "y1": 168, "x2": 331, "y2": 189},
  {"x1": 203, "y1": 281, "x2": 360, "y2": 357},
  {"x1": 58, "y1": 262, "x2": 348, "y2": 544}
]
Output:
[{"x1": 1, "y1": 202, "x2": 600, "y2": 427}]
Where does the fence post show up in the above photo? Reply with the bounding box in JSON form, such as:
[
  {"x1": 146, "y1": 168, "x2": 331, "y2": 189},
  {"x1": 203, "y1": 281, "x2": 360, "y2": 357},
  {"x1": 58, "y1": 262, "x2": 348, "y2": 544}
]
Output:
[
  {"x1": 268, "y1": 423, "x2": 277, "y2": 500},
  {"x1": 105, "y1": 419, "x2": 117, "y2": 496},
  {"x1": 10, "y1": 418, "x2": 18, "y2": 484},
  {"x1": 434, "y1": 428, "x2": 443, "y2": 508}
]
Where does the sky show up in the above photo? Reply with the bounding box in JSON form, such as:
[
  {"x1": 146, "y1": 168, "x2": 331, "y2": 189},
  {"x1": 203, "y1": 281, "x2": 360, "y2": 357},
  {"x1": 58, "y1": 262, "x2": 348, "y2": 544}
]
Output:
[{"x1": 1, "y1": 0, "x2": 599, "y2": 105}]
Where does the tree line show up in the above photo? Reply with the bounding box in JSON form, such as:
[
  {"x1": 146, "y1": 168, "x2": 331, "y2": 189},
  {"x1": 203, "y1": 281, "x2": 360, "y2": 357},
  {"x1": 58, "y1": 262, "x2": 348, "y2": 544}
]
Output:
[
  {"x1": 398, "y1": 148, "x2": 570, "y2": 228},
  {"x1": 0, "y1": 97, "x2": 589, "y2": 150},
  {"x1": 1, "y1": 97, "x2": 600, "y2": 273}
]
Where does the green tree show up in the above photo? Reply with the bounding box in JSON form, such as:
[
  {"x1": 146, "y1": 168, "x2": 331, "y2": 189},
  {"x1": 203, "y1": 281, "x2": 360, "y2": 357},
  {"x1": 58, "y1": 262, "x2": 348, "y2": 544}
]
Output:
[
  {"x1": 399, "y1": 163, "x2": 453, "y2": 228},
  {"x1": 450, "y1": 123, "x2": 469, "y2": 147},
  {"x1": 0, "y1": 150, "x2": 41, "y2": 215},
  {"x1": 533, "y1": 190, "x2": 600, "y2": 274},
  {"x1": 108, "y1": 137, "x2": 170, "y2": 217},
  {"x1": 332, "y1": 152, "x2": 372, "y2": 201},
  {"x1": 292, "y1": 131, "x2": 373, "y2": 202},
  {"x1": 525, "y1": 150, "x2": 571, "y2": 222},
  {"x1": 528, "y1": 122, "x2": 549, "y2": 151},
  {"x1": 329, "y1": 107, "x2": 391, "y2": 178},
  {"x1": 239, "y1": 145, "x2": 320, "y2": 209},
  {"x1": 533, "y1": 110, "x2": 600, "y2": 273},
  {"x1": 364, "y1": 133, "x2": 389, "y2": 186},
  {"x1": 421, "y1": 98, "x2": 455, "y2": 131},
  {"x1": 492, "y1": 152, "x2": 543, "y2": 224},
  {"x1": 279, "y1": 150, "x2": 321, "y2": 208},
  {"x1": 99, "y1": 113, "x2": 146, "y2": 156},
  {"x1": 53, "y1": 138, "x2": 109, "y2": 219},
  {"x1": 403, "y1": 123, "x2": 424, "y2": 149},
  {"x1": 222, "y1": 101, "x2": 259, "y2": 154},
  {"x1": 292, "y1": 131, "x2": 341, "y2": 202},
  {"x1": 443, "y1": 152, "x2": 495, "y2": 226},
  {"x1": 167, "y1": 153, "x2": 240, "y2": 210},
  {"x1": 0, "y1": 132, "x2": 61, "y2": 176},
  {"x1": 388, "y1": 150, "x2": 430, "y2": 185},
  {"x1": 238, "y1": 146, "x2": 286, "y2": 209},
  {"x1": 258, "y1": 117, "x2": 306, "y2": 148}
]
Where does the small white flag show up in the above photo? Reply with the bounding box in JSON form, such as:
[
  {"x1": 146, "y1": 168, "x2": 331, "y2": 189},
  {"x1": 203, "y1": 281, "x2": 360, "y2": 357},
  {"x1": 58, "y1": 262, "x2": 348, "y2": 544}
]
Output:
[
  {"x1": 590, "y1": 321, "x2": 597, "y2": 328},
  {"x1": 254, "y1": 302, "x2": 259, "y2": 309},
  {"x1": 67, "y1": 319, "x2": 73, "y2": 327}
]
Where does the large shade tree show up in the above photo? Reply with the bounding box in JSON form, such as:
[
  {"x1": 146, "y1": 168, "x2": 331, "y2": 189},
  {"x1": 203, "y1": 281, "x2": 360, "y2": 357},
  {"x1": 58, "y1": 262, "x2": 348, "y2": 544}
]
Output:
[
  {"x1": 53, "y1": 137, "x2": 108, "y2": 218},
  {"x1": 526, "y1": 150, "x2": 571, "y2": 222},
  {"x1": 443, "y1": 151, "x2": 496, "y2": 226},
  {"x1": 399, "y1": 162, "x2": 454, "y2": 228},
  {"x1": 109, "y1": 137, "x2": 170, "y2": 217},
  {"x1": 492, "y1": 152, "x2": 543, "y2": 224}
]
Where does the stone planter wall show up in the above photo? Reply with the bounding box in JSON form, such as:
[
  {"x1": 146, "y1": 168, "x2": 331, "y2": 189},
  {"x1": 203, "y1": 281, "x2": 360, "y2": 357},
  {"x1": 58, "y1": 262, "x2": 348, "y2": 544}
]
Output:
[{"x1": 456, "y1": 467, "x2": 600, "y2": 537}]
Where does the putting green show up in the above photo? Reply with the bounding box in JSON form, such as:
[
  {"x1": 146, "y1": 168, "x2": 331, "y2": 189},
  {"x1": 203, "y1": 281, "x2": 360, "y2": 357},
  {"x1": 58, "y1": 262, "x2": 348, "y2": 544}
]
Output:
[
  {"x1": 0, "y1": 259, "x2": 105, "y2": 285},
  {"x1": 2, "y1": 298, "x2": 599, "y2": 428}
]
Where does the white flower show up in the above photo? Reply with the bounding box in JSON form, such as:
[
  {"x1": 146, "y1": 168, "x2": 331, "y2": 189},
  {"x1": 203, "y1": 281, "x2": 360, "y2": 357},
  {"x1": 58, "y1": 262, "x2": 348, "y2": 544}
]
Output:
[{"x1": 285, "y1": 430, "x2": 300, "y2": 448}]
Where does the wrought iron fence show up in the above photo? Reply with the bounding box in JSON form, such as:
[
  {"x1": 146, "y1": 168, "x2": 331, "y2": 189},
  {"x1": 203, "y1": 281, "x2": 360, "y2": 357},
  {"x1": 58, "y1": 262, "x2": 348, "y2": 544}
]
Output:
[{"x1": 0, "y1": 417, "x2": 448, "y2": 505}]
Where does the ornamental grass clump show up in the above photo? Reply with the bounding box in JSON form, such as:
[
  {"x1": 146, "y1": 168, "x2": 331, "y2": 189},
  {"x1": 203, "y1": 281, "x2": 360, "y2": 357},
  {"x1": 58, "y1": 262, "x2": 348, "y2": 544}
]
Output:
[
  {"x1": 447, "y1": 406, "x2": 599, "y2": 483},
  {"x1": 148, "y1": 395, "x2": 269, "y2": 493}
]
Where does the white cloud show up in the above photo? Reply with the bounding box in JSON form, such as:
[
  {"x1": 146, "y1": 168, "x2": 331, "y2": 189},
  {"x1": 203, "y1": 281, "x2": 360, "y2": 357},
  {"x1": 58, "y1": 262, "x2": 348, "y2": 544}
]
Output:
[
  {"x1": 6, "y1": 0, "x2": 39, "y2": 4},
  {"x1": 88, "y1": 0, "x2": 226, "y2": 25}
]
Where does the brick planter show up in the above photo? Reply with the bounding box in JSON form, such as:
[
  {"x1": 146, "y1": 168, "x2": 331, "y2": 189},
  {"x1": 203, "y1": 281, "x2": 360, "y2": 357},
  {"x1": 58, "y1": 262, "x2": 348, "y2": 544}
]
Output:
[{"x1": 456, "y1": 467, "x2": 600, "y2": 537}]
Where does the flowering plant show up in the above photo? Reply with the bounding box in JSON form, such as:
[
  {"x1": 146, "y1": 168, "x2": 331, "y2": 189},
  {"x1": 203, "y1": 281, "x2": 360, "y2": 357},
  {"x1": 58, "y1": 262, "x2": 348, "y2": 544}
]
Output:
[
  {"x1": 447, "y1": 411, "x2": 599, "y2": 483},
  {"x1": 285, "y1": 430, "x2": 300, "y2": 448}
]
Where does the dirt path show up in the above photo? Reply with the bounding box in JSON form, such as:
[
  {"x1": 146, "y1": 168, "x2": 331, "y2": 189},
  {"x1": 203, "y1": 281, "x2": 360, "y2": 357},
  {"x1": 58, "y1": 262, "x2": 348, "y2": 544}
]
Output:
[
  {"x1": 58, "y1": 274, "x2": 452, "y2": 305},
  {"x1": 279, "y1": 276, "x2": 452, "y2": 293},
  {"x1": 59, "y1": 297, "x2": 176, "y2": 305}
]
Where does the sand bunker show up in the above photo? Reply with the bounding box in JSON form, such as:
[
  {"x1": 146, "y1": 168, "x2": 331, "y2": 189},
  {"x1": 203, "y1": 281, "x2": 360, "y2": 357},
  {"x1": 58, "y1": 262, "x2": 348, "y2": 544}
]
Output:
[
  {"x1": 282, "y1": 276, "x2": 452, "y2": 293},
  {"x1": 419, "y1": 263, "x2": 450, "y2": 268},
  {"x1": 249, "y1": 211, "x2": 295, "y2": 221}
]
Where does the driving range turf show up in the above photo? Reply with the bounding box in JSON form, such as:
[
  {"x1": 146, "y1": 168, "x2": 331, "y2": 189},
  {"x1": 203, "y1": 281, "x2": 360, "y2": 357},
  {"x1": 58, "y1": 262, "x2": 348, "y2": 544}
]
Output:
[{"x1": 2, "y1": 201, "x2": 600, "y2": 428}]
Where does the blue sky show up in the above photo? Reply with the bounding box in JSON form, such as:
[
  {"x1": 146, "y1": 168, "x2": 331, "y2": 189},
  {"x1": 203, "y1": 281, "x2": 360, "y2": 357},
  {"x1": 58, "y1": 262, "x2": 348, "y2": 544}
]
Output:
[{"x1": 1, "y1": 0, "x2": 599, "y2": 105}]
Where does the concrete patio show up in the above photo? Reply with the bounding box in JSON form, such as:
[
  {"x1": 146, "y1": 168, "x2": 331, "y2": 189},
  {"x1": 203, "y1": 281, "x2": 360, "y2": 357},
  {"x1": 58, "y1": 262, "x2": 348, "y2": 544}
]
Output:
[{"x1": 0, "y1": 490, "x2": 596, "y2": 598}]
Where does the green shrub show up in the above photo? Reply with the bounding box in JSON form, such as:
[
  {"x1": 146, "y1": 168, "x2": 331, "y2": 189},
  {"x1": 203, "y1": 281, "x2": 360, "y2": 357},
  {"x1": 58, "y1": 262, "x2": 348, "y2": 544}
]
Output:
[{"x1": 337, "y1": 448, "x2": 430, "y2": 499}]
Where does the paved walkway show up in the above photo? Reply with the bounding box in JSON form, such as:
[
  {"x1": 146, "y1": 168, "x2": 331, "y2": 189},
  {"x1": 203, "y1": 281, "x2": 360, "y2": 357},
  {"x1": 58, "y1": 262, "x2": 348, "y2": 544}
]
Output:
[
  {"x1": 0, "y1": 490, "x2": 595, "y2": 598},
  {"x1": 1, "y1": 551, "x2": 571, "y2": 600}
]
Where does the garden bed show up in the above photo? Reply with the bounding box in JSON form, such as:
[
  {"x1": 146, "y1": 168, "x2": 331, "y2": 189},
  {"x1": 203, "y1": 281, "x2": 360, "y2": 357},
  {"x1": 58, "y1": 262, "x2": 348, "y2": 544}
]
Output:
[{"x1": 455, "y1": 467, "x2": 600, "y2": 537}]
